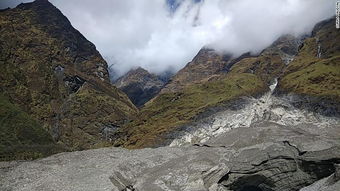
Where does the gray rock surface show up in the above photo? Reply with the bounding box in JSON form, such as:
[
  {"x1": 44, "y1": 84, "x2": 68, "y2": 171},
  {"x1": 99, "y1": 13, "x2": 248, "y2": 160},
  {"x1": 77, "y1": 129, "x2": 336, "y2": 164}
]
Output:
[{"x1": 1, "y1": 122, "x2": 339, "y2": 191}]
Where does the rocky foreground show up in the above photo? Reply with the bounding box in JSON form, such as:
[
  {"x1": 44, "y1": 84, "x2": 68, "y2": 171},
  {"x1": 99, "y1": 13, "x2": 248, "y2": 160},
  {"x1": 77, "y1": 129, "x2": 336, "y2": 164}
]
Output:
[{"x1": 1, "y1": 119, "x2": 339, "y2": 191}]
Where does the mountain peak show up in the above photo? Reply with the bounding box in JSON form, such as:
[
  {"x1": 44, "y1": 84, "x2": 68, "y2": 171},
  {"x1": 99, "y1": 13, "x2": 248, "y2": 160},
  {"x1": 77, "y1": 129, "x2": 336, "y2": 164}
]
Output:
[
  {"x1": 160, "y1": 47, "x2": 233, "y2": 93},
  {"x1": 115, "y1": 68, "x2": 165, "y2": 107},
  {"x1": 128, "y1": 67, "x2": 149, "y2": 76},
  {"x1": 263, "y1": 34, "x2": 300, "y2": 57},
  {"x1": 17, "y1": 0, "x2": 53, "y2": 10}
]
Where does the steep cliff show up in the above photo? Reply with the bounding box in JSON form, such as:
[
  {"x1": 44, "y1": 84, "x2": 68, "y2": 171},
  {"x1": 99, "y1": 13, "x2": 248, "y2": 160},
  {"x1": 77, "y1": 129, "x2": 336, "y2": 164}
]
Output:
[{"x1": 0, "y1": 0, "x2": 138, "y2": 158}]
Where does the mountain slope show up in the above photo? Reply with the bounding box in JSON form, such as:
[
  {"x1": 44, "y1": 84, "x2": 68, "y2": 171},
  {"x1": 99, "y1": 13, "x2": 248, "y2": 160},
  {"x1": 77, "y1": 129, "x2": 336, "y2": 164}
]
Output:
[
  {"x1": 0, "y1": 94, "x2": 63, "y2": 161},
  {"x1": 0, "y1": 0, "x2": 138, "y2": 155},
  {"x1": 113, "y1": 32, "x2": 301, "y2": 148},
  {"x1": 113, "y1": 18, "x2": 339, "y2": 149},
  {"x1": 114, "y1": 67, "x2": 165, "y2": 107},
  {"x1": 277, "y1": 18, "x2": 340, "y2": 110}
]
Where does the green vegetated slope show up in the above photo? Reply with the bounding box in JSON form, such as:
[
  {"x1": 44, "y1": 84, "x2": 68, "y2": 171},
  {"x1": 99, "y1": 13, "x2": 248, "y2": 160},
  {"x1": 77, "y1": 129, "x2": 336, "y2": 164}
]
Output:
[
  {"x1": 0, "y1": 0, "x2": 137, "y2": 159},
  {"x1": 0, "y1": 94, "x2": 63, "y2": 161},
  {"x1": 278, "y1": 18, "x2": 340, "y2": 101}
]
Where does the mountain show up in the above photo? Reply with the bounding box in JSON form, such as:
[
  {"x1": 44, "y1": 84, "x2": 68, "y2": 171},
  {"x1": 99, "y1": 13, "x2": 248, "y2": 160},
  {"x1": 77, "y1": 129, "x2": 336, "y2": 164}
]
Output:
[
  {"x1": 161, "y1": 48, "x2": 257, "y2": 93},
  {"x1": 160, "y1": 34, "x2": 299, "y2": 93},
  {"x1": 0, "y1": 1, "x2": 339, "y2": 190},
  {"x1": 0, "y1": 0, "x2": 137, "y2": 160},
  {"x1": 114, "y1": 67, "x2": 165, "y2": 107},
  {"x1": 113, "y1": 17, "x2": 339, "y2": 149}
]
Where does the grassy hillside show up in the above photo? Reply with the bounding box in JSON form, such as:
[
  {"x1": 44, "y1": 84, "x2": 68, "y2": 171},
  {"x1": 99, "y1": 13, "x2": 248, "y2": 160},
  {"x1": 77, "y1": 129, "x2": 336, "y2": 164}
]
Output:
[
  {"x1": 280, "y1": 56, "x2": 340, "y2": 99},
  {"x1": 278, "y1": 18, "x2": 340, "y2": 102},
  {"x1": 0, "y1": 94, "x2": 64, "y2": 161}
]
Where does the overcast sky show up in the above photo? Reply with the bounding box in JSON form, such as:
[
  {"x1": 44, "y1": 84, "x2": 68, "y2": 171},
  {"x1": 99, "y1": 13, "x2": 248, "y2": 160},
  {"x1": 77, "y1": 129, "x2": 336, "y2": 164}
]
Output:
[{"x1": 0, "y1": 0, "x2": 336, "y2": 79}]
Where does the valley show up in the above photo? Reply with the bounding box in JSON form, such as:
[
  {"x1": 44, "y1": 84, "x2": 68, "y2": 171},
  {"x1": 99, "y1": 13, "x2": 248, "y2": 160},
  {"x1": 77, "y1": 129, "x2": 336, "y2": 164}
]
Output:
[{"x1": 0, "y1": 1, "x2": 339, "y2": 191}]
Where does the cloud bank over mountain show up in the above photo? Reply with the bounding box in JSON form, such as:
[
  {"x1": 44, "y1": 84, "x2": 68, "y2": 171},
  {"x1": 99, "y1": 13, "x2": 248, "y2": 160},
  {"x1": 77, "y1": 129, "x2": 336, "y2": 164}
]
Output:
[{"x1": 1, "y1": 0, "x2": 336, "y2": 78}]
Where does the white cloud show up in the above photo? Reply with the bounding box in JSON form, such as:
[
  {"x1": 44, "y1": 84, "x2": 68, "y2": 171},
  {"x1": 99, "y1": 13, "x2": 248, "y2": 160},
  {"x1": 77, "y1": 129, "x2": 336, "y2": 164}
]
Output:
[{"x1": 1, "y1": 0, "x2": 336, "y2": 79}]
